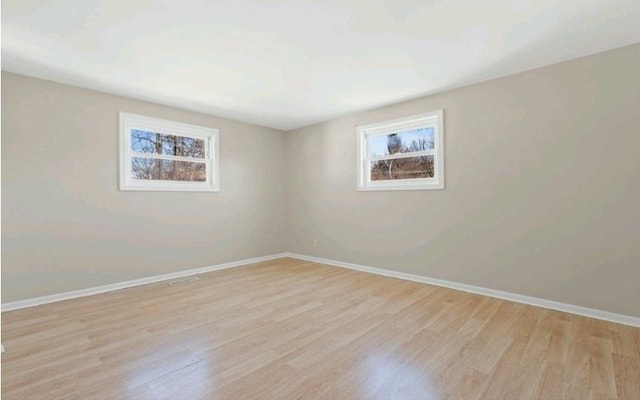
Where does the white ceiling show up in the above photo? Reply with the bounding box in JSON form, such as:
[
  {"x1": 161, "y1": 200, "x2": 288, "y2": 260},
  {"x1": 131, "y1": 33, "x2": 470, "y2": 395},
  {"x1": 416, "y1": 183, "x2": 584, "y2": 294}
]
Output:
[{"x1": 3, "y1": 0, "x2": 640, "y2": 131}]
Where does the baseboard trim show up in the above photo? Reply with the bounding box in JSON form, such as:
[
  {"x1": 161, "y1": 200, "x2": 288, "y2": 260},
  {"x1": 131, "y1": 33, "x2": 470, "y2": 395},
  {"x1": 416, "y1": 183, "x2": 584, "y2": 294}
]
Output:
[
  {"x1": 1, "y1": 253, "x2": 288, "y2": 312},
  {"x1": 283, "y1": 252, "x2": 640, "y2": 328},
  {"x1": 5, "y1": 252, "x2": 639, "y2": 328}
]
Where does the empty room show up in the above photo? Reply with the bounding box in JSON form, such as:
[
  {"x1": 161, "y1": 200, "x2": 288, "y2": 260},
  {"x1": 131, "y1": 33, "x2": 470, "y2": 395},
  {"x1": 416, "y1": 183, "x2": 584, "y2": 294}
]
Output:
[{"x1": 1, "y1": 1, "x2": 639, "y2": 399}]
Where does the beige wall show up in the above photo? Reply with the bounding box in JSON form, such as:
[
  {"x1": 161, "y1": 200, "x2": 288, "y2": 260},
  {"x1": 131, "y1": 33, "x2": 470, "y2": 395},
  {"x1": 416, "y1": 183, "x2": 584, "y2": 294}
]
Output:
[
  {"x1": 286, "y1": 44, "x2": 640, "y2": 317},
  {"x1": 3, "y1": 44, "x2": 639, "y2": 316},
  {"x1": 1, "y1": 72, "x2": 288, "y2": 302}
]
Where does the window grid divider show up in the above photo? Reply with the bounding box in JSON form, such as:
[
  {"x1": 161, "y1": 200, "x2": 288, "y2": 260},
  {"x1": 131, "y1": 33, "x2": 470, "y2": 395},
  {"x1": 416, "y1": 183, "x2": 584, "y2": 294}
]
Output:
[
  {"x1": 129, "y1": 151, "x2": 209, "y2": 163},
  {"x1": 367, "y1": 149, "x2": 436, "y2": 162}
]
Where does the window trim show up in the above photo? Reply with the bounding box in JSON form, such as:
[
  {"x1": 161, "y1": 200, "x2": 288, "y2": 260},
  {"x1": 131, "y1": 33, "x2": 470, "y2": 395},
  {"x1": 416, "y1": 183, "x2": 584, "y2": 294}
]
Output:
[
  {"x1": 357, "y1": 110, "x2": 444, "y2": 191},
  {"x1": 119, "y1": 112, "x2": 220, "y2": 192}
]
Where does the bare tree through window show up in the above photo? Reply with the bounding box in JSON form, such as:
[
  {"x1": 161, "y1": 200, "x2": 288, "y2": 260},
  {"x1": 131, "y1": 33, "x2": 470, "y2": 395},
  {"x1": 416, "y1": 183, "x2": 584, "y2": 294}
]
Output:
[
  {"x1": 369, "y1": 128, "x2": 435, "y2": 181},
  {"x1": 130, "y1": 130, "x2": 206, "y2": 182}
]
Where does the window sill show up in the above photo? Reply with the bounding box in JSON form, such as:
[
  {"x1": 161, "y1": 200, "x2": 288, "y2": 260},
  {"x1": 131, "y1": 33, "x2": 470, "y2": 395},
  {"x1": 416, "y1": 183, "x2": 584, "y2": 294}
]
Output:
[{"x1": 357, "y1": 182, "x2": 445, "y2": 191}]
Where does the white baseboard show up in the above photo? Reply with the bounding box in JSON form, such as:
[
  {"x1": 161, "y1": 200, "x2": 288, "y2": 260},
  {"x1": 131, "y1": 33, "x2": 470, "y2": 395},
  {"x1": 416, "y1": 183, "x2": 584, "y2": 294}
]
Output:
[
  {"x1": 283, "y1": 252, "x2": 640, "y2": 328},
  {"x1": 1, "y1": 253, "x2": 288, "y2": 312},
  {"x1": 4, "y1": 252, "x2": 639, "y2": 328}
]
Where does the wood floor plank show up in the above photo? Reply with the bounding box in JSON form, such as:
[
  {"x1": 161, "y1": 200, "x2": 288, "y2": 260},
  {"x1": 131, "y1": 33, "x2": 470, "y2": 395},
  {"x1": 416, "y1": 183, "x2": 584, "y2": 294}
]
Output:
[{"x1": 2, "y1": 258, "x2": 639, "y2": 399}]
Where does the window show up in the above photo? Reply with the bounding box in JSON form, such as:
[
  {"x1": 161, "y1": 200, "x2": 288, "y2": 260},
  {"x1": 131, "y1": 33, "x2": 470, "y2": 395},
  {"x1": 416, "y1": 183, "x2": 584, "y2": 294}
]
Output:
[
  {"x1": 119, "y1": 112, "x2": 219, "y2": 191},
  {"x1": 357, "y1": 110, "x2": 444, "y2": 191}
]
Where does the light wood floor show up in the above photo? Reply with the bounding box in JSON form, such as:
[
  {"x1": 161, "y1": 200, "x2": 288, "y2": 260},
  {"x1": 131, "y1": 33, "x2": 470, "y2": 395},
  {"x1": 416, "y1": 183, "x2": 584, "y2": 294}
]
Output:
[{"x1": 2, "y1": 258, "x2": 639, "y2": 399}]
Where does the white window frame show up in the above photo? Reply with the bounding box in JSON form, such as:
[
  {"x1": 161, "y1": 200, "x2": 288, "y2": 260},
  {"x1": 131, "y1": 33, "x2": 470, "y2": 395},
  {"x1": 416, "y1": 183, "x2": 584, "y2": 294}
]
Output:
[
  {"x1": 119, "y1": 112, "x2": 220, "y2": 192},
  {"x1": 357, "y1": 110, "x2": 444, "y2": 191}
]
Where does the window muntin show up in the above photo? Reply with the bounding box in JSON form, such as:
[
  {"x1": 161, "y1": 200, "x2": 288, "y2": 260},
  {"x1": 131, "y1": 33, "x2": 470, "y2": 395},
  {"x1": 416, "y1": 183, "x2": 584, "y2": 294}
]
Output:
[
  {"x1": 119, "y1": 113, "x2": 219, "y2": 191},
  {"x1": 357, "y1": 111, "x2": 444, "y2": 191}
]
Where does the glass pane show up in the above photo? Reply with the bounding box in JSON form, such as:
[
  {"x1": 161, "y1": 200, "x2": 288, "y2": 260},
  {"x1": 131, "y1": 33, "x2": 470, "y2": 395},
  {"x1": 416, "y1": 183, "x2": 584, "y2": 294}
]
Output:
[
  {"x1": 368, "y1": 127, "x2": 434, "y2": 157},
  {"x1": 370, "y1": 155, "x2": 434, "y2": 181},
  {"x1": 131, "y1": 157, "x2": 207, "y2": 182},
  {"x1": 130, "y1": 129, "x2": 206, "y2": 159}
]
